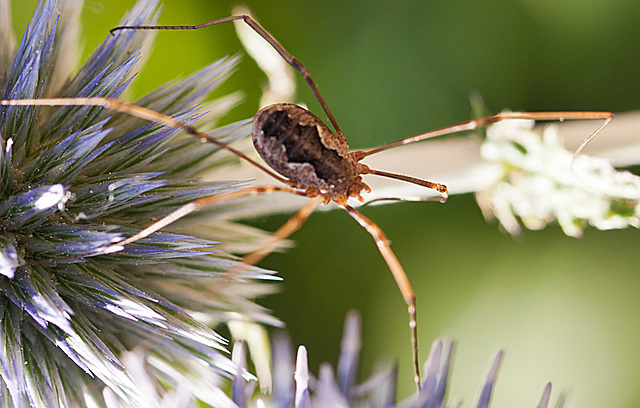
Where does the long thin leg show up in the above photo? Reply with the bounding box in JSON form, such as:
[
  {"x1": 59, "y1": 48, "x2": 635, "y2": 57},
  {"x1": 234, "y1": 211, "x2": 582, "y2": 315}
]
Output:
[
  {"x1": 357, "y1": 111, "x2": 614, "y2": 158},
  {"x1": 239, "y1": 196, "x2": 325, "y2": 268},
  {"x1": 340, "y1": 203, "x2": 422, "y2": 390},
  {"x1": 111, "y1": 185, "x2": 314, "y2": 255},
  {"x1": 0, "y1": 97, "x2": 291, "y2": 185},
  {"x1": 225, "y1": 196, "x2": 325, "y2": 279},
  {"x1": 361, "y1": 196, "x2": 445, "y2": 207},
  {"x1": 364, "y1": 168, "x2": 449, "y2": 202},
  {"x1": 110, "y1": 15, "x2": 345, "y2": 141},
  {"x1": 24, "y1": 186, "x2": 307, "y2": 266}
]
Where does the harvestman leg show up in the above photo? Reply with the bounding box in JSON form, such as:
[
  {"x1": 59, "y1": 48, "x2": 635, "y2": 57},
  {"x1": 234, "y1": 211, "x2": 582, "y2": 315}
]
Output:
[
  {"x1": 15, "y1": 185, "x2": 311, "y2": 266},
  {"x1": 0, "y1": 97, "x2": 292, "y2": 185},
  {"x1": 362, "y1": 196, "x2": 445, "y2": 207},
  {"x1": 232, "y1": 196, "x2": 326, "y2": 273},
  {"x1": 340, "y1": 204, "x2": 421, "y2": 386},
  {"x1": 105, "y1": 188, "x2": 327, "y2": 284},
  {"x1": 101, "y1": 186, "x2": 311, "y2": 253},
  {"x1": 357, "y1": 110, "x2": 613, "y2": 158},
  {"x1": 111, "y1": 15, "x2": 345, "y2": 140}
]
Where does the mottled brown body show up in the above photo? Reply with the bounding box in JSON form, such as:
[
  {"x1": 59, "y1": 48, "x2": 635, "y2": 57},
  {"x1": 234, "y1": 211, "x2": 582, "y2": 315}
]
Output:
[{"x1": 252, "y1": 103, "x2": 371, "y2": 203}]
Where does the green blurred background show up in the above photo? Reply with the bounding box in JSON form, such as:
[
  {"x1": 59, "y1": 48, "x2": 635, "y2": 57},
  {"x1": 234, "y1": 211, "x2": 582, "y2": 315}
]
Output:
[{"x1": 12, "y1": 0, "x2": 640, "y2": 406}]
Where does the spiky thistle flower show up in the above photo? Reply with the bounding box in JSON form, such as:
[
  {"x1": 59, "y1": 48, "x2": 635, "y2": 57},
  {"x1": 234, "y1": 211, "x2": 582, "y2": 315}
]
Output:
[
  {"x1": 228, "y1": 311, "x2": 564, "y2": 408},
  {"x1": 0, "y1": 0, "x2": 281, "y2": 406}
]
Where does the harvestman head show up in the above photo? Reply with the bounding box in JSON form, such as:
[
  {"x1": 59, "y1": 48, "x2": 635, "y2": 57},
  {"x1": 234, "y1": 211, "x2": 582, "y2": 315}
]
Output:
[{"x1": 1, "y1": 14, "x2": 613, "y2": 391}]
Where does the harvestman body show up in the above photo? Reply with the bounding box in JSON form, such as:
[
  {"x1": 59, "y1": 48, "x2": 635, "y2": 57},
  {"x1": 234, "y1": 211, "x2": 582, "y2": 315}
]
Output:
[{"x1": 1, "y1": 14, "x2": 613, "y2": 390}]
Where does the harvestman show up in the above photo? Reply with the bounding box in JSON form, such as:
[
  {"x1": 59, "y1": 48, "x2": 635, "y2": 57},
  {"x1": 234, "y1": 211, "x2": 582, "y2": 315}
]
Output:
[{"x1": 1, "y1": 15, "x2": 613, "y2": 389}]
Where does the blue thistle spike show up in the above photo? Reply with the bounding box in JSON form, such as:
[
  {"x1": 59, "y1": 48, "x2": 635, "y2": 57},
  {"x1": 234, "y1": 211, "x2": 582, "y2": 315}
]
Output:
[
  {"x1": 476, "y1": 350, "x2": 503, "y2": 408},
  {"x1": 0, "y1": 184, "x2": 68, "y2": 231},
  {"x1": 337, "y1": 310, "x2": 361, "y2": 397},
  {"x1": 0, "y1": 235, "x2": 19, "y2": 278},
  {"x1": 0, "y1": 138, "x2": 15, "y2": 196}
]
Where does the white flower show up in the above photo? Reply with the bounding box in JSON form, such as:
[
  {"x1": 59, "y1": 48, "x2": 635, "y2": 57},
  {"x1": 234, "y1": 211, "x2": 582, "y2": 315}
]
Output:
[{"x1": 477, "y1": 118, "x2": 640, "y2": 237}]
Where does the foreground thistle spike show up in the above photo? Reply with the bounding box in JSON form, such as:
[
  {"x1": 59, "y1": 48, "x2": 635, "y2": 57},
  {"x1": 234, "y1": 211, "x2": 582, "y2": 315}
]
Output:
[{"x1": 227, "y1": 311, "x2": 565, "y2": 408}]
